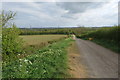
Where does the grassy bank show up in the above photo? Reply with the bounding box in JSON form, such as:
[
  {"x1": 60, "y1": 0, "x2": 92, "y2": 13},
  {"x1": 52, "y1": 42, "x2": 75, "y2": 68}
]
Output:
[
  {"x1": 2, "y1": 38, "x2": 73, "y2": 78},
  {"x1": 92, "y1": 39, "x2": 119, "y2": 53},
  {"x1": 76, "y1": 26, "x2": 120, "y2": 53}
]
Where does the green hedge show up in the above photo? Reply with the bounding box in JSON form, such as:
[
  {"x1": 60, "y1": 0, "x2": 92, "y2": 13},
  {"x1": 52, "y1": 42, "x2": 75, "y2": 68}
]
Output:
[
  {"x1": 1, "y1": 11, "x2": 23, "y2": 61},
  {"x1": 77, "y1": 26, "x2": 120, "y2": 53}
]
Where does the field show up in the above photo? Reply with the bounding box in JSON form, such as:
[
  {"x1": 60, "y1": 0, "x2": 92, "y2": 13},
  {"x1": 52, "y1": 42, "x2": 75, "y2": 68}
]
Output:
[{"x1": 20, "y1": 35, "x2": 67, "y2": 46}]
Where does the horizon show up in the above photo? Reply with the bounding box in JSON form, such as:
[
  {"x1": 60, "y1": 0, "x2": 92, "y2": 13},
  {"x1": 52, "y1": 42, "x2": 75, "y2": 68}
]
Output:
[{"x1": 19, "y1": 25, "x2": 116, "y2": 29}]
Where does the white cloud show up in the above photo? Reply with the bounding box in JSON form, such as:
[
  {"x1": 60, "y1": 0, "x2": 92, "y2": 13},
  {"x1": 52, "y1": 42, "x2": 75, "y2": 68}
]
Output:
[
  {"x1": 1, "y1": 0, "x2": 119, "y2": 2},
  {"x1": 2, "y1": 2, "x2": 118, "y2": 27},
  {"x1": 75, "y1": 2, "x2": 118, "y2": 26}
]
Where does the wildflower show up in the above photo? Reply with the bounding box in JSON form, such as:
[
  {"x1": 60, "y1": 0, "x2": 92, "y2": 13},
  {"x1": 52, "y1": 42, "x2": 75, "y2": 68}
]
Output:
[
  {"x1": 29, "y1": 61, "x2": 32, "y2": 65},
  {"x1": 24, "y1": 59, "x2": 28, "y2": 62},
  {"x1": 36, "y1": 55, "x2": 38, "y2": 57},
  {"x1": 43, "y1": 70, "x2": 46, "y2": 73},
  {"x1": 19, "y1": 59, "x2": 22, "y2": 61}
]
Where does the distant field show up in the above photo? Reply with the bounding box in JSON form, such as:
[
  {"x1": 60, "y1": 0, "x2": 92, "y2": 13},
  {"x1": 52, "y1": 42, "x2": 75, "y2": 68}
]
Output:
[{"x1": 20, "y1": 35, "x2": 67, "y2": 46}]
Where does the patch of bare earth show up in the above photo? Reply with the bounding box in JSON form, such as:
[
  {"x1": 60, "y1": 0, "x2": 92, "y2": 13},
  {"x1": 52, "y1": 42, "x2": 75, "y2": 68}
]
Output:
[{"x1": 67, "y1": 41, "x2": 89, "y2": 78}]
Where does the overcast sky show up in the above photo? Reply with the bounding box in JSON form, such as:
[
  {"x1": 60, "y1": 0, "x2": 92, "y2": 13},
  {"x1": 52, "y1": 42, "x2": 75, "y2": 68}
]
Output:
[{"x1": 2, "y1": 1, "x2": 118, "y2": 28}]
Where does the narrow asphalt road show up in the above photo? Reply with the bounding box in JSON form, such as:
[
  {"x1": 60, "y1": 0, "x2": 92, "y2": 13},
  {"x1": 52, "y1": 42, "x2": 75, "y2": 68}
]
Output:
[{"x1": 75, "y1": 38, "x2": 118, "y2": 78}]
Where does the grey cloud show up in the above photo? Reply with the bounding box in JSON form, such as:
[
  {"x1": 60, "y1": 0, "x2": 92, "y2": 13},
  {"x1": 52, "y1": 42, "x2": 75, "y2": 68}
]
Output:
[
  {"x1": 56, "y1": 2, "x2": 106, "y2": 19},
  {"x1": 119, "y1": 2, "x2": 120, "y2": 25},
  {"x1": 56, "y1": 0, "x2": 117, "y2": 2},
  {"x1": 2, "y1": 2, "x2": 117, "y2": 27},
  {"x1": 61, "y1": 14, "x2": 77, "y2": 19},
  {"x1": 57, "y1": 2, "x2": 105, "y2": 14}
]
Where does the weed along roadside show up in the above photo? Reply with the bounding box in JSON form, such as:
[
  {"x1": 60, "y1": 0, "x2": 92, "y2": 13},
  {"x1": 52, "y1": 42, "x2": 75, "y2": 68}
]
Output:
[{"x1": 2, "y1": 38, "x2": 73, "y2": 78}]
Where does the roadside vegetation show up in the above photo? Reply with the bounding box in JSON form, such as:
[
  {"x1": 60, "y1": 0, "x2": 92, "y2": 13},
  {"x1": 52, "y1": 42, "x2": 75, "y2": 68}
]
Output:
[
  {"x1": 2, "y1": 38, "x2": 73, "y2": 78},
  {"x1": 77, "y1": 26, "x2": 120, "y2": 53}
]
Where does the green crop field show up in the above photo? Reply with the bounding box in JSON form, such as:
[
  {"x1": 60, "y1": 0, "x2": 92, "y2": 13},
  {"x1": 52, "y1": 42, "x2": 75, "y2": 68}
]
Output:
[{"x1": 20, "y1": 35, "x2": 67, "y2": 46}]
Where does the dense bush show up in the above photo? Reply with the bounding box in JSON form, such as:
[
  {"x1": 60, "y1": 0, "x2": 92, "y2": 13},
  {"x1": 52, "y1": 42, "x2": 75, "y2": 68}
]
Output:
[{"x1": 1, "y1": 11, "x2": 23, "y2": 61}]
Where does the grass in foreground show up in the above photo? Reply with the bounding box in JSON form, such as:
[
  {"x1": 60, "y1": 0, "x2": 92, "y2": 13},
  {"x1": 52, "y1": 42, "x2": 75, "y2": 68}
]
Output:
[{"x1": 2, "y1": 38, "x2": 73, "y2": 78}]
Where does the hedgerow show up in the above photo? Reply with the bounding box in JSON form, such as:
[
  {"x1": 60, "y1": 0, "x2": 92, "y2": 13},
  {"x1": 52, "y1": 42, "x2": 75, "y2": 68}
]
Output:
[
  {"x1": 1, "y1": 11, "x2": 23, "y2": 61},
  {"x1": 77, "y1": 26, "x2": 120, "y2": 53}
]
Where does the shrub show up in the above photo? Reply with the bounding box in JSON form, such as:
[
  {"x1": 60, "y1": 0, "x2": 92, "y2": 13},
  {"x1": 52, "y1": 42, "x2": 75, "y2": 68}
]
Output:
[{"x1": 1, "y1": 11, "x2": 23, "y2": 61}]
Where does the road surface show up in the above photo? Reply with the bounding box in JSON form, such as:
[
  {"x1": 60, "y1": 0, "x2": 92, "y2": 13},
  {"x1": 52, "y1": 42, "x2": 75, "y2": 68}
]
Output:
[{"x1": 75, "y1": 38, "x2": 118, "y2": 78}]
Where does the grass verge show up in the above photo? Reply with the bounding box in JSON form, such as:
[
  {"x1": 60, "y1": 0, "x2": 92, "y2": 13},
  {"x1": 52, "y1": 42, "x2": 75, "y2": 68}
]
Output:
[
  {"x1": 2, "y1": 38, "x2": 73, "y2": 78},
  {"x1": 91, "y1": 39, "x2": 119, "y2": 53},
  {"x1": 76, "y1": 26, "x2": 119, "y2": 53}
]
